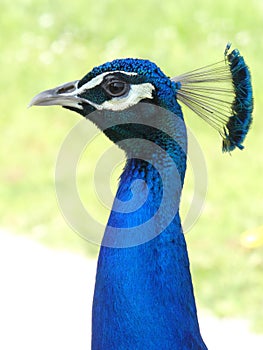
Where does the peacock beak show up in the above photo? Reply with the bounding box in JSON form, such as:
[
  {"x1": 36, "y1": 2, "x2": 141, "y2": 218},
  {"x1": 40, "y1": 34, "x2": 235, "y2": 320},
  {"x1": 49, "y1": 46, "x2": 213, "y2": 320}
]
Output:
[{"x1": 29, "y1": 80, "x2": 82, "y2": 109}]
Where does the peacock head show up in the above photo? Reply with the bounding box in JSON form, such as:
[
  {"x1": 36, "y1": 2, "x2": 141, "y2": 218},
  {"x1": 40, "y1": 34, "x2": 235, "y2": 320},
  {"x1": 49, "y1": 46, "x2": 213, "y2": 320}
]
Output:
[
  {"x1": 30, "y1": 48, "x2": 254, "y2": 153},
  {"x1": 29, "y1": 59, "x2": 185, "y2": 151},
  {"x1": 30, "y1": 58, "x2": 181, "y2": 114}
]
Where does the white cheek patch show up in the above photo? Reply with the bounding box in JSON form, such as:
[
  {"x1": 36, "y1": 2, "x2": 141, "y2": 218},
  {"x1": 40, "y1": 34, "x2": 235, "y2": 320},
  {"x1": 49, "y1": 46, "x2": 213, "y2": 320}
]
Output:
[{"x1": 87, "y1": 83, "x2": 155, "y2": 111}]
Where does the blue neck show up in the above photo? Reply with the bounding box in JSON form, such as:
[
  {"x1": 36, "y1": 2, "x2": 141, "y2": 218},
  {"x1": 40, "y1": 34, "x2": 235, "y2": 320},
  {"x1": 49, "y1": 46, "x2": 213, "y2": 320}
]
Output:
[{"x1": 92, "y1": 153, "x2": 207, "y2": 349}]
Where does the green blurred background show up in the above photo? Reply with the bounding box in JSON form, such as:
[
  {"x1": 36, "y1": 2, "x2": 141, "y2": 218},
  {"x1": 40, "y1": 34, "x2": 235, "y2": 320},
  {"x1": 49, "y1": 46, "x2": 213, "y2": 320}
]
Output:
[{"x1": 1, "y1": 0, "x2": 262, "y2": 332}]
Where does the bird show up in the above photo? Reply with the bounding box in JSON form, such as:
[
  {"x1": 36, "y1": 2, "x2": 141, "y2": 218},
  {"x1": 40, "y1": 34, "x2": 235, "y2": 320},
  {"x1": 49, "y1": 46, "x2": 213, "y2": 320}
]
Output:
[{"x1": 30, "y1": 45, "x2": 253, "y2": 349}]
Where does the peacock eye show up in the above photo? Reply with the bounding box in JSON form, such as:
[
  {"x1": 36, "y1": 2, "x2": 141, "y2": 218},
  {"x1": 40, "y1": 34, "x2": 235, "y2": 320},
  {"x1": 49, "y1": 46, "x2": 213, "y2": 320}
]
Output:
[{"x1": 103, "y1": 80, "x2": 130, "y2": 97}]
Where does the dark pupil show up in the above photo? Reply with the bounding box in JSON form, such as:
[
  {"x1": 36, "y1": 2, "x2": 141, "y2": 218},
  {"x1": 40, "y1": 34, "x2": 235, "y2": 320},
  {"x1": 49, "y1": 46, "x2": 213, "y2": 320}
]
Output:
[{"x1": 107, "y1": 81, "x2": 126, "y2": 96}]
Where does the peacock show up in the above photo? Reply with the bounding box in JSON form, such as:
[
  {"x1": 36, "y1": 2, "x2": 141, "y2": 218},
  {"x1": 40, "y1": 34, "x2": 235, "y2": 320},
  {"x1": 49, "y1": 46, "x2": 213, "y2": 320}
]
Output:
[{"x1": 30, "y1": 44, "x2": 253, "y2": 349}]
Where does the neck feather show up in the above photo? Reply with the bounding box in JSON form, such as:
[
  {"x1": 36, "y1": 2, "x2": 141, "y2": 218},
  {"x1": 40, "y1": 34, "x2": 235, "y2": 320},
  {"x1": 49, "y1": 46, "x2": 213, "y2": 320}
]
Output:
[{"x1": 92, "y1": 155, "x2": 207, "y2": 349}]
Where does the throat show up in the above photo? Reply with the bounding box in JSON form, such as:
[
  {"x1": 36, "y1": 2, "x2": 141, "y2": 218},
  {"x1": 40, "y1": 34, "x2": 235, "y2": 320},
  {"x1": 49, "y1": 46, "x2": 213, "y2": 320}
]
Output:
[{"x1": 102, "y1": 157, "x2": 184, "y2": 248}]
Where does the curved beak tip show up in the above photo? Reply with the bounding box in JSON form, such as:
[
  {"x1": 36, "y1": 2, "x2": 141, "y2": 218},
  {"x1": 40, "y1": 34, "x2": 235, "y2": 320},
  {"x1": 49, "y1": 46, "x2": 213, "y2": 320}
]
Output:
[
  {"x1": 28, "y1": 93, "x2": 47, "y2": 108},
  {"x1": 28, "y1": 80, "x2": 80, "y2": 109}
]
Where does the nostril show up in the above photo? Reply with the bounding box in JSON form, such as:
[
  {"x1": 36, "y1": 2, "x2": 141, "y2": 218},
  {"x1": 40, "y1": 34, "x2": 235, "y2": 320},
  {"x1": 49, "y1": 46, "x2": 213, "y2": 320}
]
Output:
[{"x1": 57, "y1": 84, "x2": 76, "y2": 94}]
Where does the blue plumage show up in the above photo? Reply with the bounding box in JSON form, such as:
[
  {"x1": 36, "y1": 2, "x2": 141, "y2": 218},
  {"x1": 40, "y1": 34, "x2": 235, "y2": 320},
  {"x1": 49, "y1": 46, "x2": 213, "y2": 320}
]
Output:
[
  {"x1": 93, "y1": 160, "x2": 206, "y2": 349},
  {"x1": 29, "y1": 46, "x2": 253, "y2": 350}
]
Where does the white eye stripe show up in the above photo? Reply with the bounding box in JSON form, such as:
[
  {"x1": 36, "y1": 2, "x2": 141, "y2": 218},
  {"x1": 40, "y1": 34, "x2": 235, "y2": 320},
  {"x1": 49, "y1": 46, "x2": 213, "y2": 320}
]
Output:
[{"x1": 78, "y1": 71, "x2": 138, "y2": 92}]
